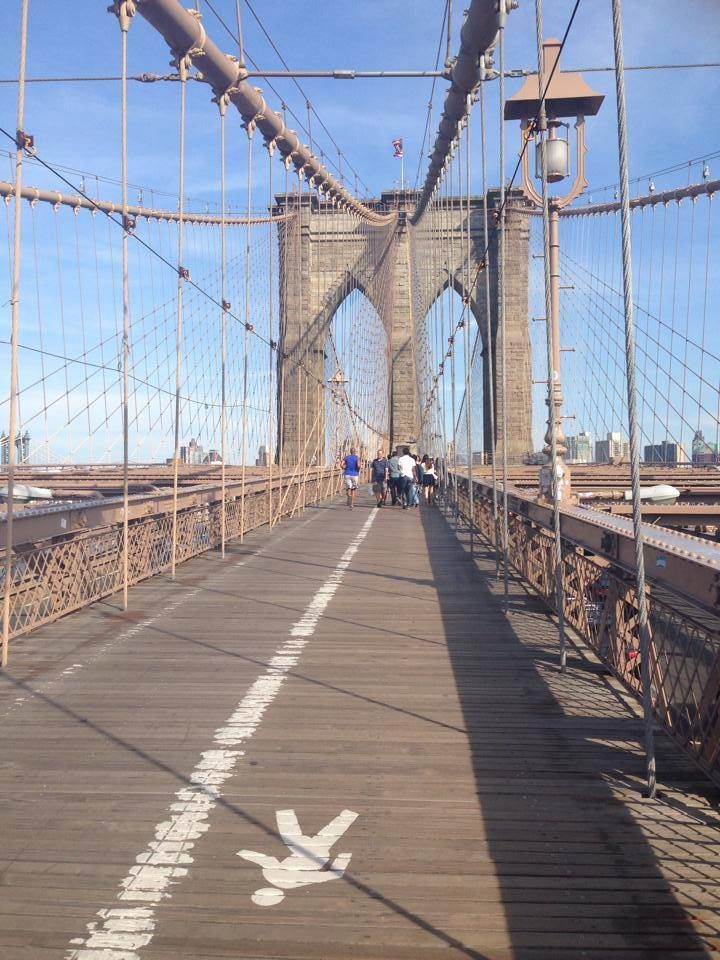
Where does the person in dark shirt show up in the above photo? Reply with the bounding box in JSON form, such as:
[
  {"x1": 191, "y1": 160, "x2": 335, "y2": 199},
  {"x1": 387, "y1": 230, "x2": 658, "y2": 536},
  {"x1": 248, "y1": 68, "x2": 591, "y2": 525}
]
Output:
[
  {"x1": 370, "y1": 448, "x2": 389, "y2": 508},
  {"x1": 386, "y1": 450, "x2": 401, "y2": 505}
]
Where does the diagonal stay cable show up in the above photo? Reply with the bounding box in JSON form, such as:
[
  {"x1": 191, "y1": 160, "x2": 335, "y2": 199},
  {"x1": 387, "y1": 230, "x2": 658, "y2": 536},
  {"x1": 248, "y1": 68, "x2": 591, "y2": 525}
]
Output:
[
  {"x1": 0, "y1": 123, "x2": 378, "y2": 433},
  {"x1": 413, "y1": 0, "x2": 449, "y2": 192},
  {"x1": 202, "y1": 0, "x2": 368, "y2": 193},
  {"x1": 419, "y1": 0, "x2": 582, "y2": 422}
]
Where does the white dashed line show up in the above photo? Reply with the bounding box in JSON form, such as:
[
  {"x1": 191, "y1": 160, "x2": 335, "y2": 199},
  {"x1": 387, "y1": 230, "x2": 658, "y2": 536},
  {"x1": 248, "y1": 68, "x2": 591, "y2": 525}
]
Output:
[{"x1": 66, "y1": 508, "x2": 376, "y2": 959}]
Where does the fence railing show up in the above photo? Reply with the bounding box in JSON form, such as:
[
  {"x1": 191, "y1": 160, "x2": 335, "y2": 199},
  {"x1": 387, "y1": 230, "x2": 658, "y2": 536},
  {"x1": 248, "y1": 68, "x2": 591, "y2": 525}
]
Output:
[
  {"x1": 450, "y1": 474, "x2": 720, "y2": 788},
  {"x1": 2, "y1": 468, "x2": 343, "y2": 642}
]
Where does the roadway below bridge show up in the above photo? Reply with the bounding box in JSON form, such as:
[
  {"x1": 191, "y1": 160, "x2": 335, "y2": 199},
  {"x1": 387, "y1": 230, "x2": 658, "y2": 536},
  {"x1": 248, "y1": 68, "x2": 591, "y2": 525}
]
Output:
[{"x1": 1, "y1": 494, "x2": 719, "y2": 958}]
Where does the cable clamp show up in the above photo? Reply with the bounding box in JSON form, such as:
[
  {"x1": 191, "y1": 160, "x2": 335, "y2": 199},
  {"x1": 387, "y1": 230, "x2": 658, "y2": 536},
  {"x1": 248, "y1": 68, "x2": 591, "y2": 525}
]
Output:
[
  {"x1": 242, "y1": 96, "x2": 266, "y2": 137},
  {"x1": 108, "y1": 1, "x2": 136, "y2": 31},
  {"x1": 221, "y1": 299, "x2": 231, "y2": 312},
  {"x1": 170, "y1": 11, "x2": 205, "y2": 77},
  {"x1": 214, "y1": 81, "x2": 240, "y2": 114},
  {"x1": 224, "y1": 53, "x2": 248, "y2": 82},
  {"x1": 16, "y1": 129, "x2": 35, "y2": 156},
  {"x1": 123, "y1": 214, "x2": 137, "y2": 234},
  {"x1": 245, "y1": 322, "x2": 254, "y2": 332},
  {"x1": 270, "y1": 339, "x2": 278, "y2": 350},
  {"x1": 178, "y1": 265, "x2": 190, "y2": 281}
]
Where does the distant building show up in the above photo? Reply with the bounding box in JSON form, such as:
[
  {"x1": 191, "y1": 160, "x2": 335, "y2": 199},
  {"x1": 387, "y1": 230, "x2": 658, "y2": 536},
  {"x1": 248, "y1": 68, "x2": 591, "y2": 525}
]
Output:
[
  {"x1": 1, "y1": 431, "x2": 30, "y2": 464},
  {"x1": 204, "y1": 449, "x2": 222, "y2": 464},
  {"x1": 595, "y1": 431, "x2": 629, "y2": 463},
  {"x1": 692, "y1": 430, "x2": 720, "y2": 465},
  {"x1": 566, "y1": 431, "x2": 592, "y2": 463},
  {"x1": 255, "y1": 445, "x2": 269, "y2": 467},
  {"x1": 644, "y1": 440, "x2": 688, "y2": 464},
  {"x1": 178, "y1": 438, "x2": 204, "y2": 465}
]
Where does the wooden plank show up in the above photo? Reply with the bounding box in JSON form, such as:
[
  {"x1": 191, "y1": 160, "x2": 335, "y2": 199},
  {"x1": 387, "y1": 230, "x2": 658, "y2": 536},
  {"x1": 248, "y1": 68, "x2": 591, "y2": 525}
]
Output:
[{"x1": 0, "y1": 495, "x2": 719, "y2": 958}]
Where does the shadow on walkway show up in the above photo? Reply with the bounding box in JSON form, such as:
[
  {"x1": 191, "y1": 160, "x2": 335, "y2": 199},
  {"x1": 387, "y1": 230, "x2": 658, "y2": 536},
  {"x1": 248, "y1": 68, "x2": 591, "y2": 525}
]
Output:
[{"x1": 420, "y1": 502, "x2": 720, "y2": 958}]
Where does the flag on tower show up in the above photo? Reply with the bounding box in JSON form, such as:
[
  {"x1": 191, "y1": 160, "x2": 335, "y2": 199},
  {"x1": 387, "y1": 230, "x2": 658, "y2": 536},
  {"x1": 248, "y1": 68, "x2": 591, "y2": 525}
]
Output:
[{"x1": 392, "y1": 138, "x2": 403, "y2": 158}]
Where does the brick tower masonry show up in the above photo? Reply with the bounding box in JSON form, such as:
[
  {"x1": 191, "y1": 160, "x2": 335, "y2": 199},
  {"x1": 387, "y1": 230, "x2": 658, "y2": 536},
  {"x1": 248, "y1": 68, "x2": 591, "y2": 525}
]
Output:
[{"x1": 275, "y1": 189, "x2": 531, "y2": 466}]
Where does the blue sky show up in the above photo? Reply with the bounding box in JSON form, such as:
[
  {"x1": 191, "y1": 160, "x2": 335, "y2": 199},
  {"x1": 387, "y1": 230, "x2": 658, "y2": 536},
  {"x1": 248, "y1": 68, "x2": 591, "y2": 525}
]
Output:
[
  {"x1": 0, "y1": 1, "x2": 719, "y2": 462},
  {"x1": 2, "y1": 1, "x2": 718, "y2": 204}
]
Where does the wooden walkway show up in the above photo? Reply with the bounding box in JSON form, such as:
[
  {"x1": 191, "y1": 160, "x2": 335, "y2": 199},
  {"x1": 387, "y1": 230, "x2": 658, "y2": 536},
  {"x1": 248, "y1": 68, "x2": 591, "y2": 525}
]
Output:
[{"x1": 2, "y1": 493, "x2": 720, "y2": 959}]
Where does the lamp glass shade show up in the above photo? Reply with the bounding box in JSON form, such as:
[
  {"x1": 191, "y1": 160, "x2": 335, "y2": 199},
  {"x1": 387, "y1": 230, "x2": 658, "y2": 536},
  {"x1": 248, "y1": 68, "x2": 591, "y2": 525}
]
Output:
[{"x1": 535, "y1": 135, "x2": 569, "y2": 183}]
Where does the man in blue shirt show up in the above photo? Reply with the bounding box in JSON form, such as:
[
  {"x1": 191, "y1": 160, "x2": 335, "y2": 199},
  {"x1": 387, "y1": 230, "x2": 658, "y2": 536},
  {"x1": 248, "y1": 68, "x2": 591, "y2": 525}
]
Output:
[{"x1": 342, "y1": 447, "x2": 360, "y2": 510}]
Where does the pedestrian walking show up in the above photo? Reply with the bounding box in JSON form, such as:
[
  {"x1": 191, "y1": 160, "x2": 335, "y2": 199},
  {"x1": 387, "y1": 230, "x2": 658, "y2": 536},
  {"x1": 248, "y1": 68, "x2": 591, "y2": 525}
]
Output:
[
  {"x1": 423, "y1": 457, "x2": 438, "y2": 504},
  {"x1": 411, "y1": 455, "x2": 424, "y2": 508},
  {"x1": 397, "y1": 446, "x2": 417, "y2": 510},
  {"x1": 342, "y1": 447, "x2": 360, "y2": 509},
  {"x1": 370, "y1": 448, "x2": 389, "y2": 508},
  {"x1": 387, "y1": 449, "x2": 401, "y2": 506}
]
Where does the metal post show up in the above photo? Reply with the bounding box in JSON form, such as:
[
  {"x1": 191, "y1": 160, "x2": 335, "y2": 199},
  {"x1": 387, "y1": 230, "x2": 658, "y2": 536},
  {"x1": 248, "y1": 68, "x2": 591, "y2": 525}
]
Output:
[
  {"x1": 2, "y1": 0, "x2": 30, "y2": 668},
  {"x1": 546, "y1": 204, "x2": 568, "y2": 475},
  {"x1": 610, "y1": 0, "x2": 657, "y2": 798},
  {"x1": 535, "y1": 0, "x2": 569, "y2": 672}
]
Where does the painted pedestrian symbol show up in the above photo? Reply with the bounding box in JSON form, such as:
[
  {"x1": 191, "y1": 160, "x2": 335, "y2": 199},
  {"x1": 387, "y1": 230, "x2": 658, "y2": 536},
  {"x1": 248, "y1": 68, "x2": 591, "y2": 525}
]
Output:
[{"x1": 238, "y1": 808, "x2": 358, "y2": 906}]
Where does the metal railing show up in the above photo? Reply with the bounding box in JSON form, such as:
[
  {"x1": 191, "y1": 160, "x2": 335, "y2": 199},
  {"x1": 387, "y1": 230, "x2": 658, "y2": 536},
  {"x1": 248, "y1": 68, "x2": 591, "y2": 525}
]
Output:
[
  {"x1": 451, "y1": 474, "x2": 720, "y2": 787},
  {"x1": 1, "y1": 469, "x2": 343, "y2": 642}
]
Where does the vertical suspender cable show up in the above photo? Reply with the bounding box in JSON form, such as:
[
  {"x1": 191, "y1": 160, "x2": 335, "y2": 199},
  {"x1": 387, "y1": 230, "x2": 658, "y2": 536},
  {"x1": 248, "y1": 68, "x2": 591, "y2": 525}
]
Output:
[
  {"x1": 170, "y1": 54, "x2": 187, "y2": 578},
  {"x1": 240, "y1": 131, "x2": 253, "y2": 541},
  {"x1": 535, "y1": 0, "x2": 568, "y2": 671},
  {"x1": 116, "y1": 1, "x2": 134, "y2": 611},
  {"x1": 267, "y1": 147, "x2": 274, "y2": 528},
  {"x1": 498, "y1": 8, "x2": 510, "y2": 608},
  {"x1": 610, "y1": 0, "x2": 657, "y2": 798},
  {"x1": 448, "y1": 164, "x2": 457, "y2": 512},
  {"x1": 275, "y1": 104, "x2": 290, "y2": 516},
  {"x1": 219, "y1": 97, "x2": 228, "y2": 558},
  {"x1": 464, "y1": 103, "x2": 474, "y2": 552},
  {"x1": 2, "y1": 0, "x2": 29, "y2": 667},
  {"x1": 479, "y1": 74, "x2": 500, "y2": 577}
]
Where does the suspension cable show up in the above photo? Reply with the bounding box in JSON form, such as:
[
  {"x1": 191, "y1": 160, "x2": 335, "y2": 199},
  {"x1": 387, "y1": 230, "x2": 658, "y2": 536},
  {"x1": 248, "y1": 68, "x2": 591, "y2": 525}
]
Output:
[
  {"x1": 498, "y1": 7, "x2": 510, "y2": 609},
  {"x1": 479, "y1": 75, "x2": 500, "y2": 577},
  {"x1": 611, "y1": 0, "x2": 657, "y2": 799},
  {"x1": 2, "y1": 0, "x2": 29, "y2": 669},
  {"x1": 170, "y1": 50, "x2": 188, "y2": 578}
]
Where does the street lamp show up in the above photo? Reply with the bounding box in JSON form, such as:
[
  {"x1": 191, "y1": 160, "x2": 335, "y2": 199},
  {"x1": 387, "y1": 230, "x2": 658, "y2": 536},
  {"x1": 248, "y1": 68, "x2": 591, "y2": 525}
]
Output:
[{"x1": 505, "y1": 38, "x2": 603, "y2": 501}]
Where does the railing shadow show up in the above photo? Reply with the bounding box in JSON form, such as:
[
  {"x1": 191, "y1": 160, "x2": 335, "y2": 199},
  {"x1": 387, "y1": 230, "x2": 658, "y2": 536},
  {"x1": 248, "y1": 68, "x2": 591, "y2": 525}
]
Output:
[{"x1": 419, "y1": 501, "x2": 720, "y2": 957}]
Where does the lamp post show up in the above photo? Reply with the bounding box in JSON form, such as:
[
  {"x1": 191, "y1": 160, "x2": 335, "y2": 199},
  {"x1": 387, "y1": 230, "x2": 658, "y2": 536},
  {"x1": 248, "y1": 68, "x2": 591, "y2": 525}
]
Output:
[{"x1": 505, "y1": 38, "x2": 603, "y2": 502}]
